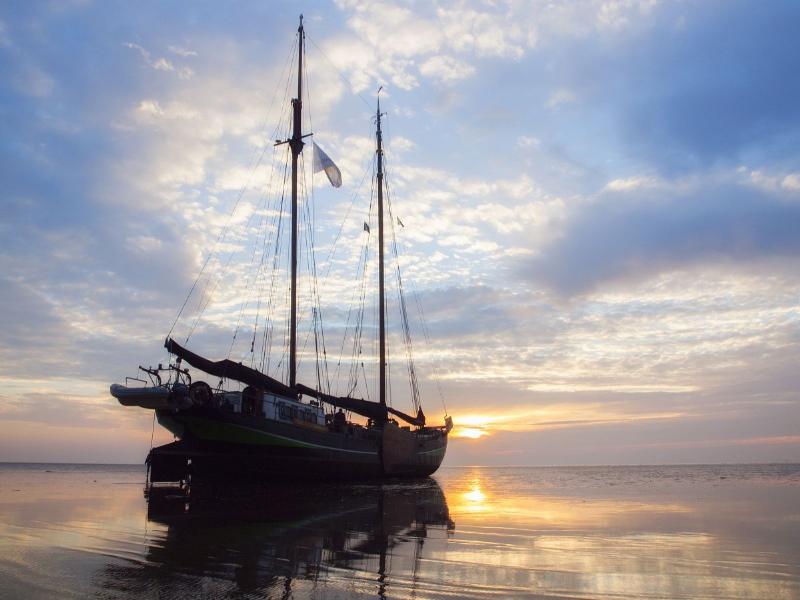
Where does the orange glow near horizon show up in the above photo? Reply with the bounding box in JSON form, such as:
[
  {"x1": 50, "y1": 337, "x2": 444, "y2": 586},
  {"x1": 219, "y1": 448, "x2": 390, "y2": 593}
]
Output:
[{"x1": 443, "y1": 406, "x2": 687, "y2": 441}]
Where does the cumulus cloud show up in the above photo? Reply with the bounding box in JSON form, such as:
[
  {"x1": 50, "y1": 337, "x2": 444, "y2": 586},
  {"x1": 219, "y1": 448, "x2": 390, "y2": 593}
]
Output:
[
  {"x1": 327, "y1": 0, "x2": 662, "y2": 93},
  {"x1": 783, "y1": 174, "x2": 800, "y2": 192}
]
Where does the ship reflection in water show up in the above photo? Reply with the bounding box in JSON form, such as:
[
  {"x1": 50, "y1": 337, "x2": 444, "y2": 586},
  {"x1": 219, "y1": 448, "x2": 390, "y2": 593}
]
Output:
[
  {"x1": 106, "y1": 478, "x2": 454, "y2": 599},
  {"x1": 0, "y1": 464, "x2": 799, "y2": 599}
]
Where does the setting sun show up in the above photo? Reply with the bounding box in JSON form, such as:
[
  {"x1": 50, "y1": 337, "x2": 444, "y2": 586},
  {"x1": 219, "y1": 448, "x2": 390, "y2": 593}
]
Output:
[
  {"x1": 457, "y1": 427, "x2": 488, "y2": 439},
  {"x1": 453, "y1": 415, "x2": 492, "y2": 439}
]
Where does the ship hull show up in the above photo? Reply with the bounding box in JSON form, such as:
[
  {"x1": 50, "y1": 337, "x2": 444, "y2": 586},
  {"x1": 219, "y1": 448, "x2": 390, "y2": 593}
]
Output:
[{"x1": 151, "y1": 406, "x2": 447, "y2": 482}]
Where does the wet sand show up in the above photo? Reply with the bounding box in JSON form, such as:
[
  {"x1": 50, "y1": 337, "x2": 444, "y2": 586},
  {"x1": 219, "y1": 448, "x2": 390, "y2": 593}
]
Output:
[{"x1": 0, "y1": 463, "x2": 798, "y2": 599}]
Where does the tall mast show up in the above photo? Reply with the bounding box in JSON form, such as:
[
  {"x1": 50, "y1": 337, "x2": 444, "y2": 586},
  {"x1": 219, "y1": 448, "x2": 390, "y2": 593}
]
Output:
[
  {"x1": 376, "y1": 93, "x2": 386, "y2": 409},
  {"x1": 289, "y1": 15, "x2": 304, "y2": 389}
]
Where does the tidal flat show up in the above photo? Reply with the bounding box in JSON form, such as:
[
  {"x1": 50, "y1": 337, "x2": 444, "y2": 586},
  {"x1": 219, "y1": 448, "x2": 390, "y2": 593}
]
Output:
[{"x1": 0, "y1": 463, "x2": 798, "y2": 599}]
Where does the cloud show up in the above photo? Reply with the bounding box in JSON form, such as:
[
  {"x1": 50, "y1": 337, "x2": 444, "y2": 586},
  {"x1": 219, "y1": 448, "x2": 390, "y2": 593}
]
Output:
[
  {"x1": 125, "y1": 42, "x2": 194, "y2": 79},
  {"x1": 546, "y1": 89, "x2": 576, "y2": 110},
  {"x1": 419, "y1": 55, "x2": 475, "y2": 83},
  {"x1": 168, "y1": 44, "x2": 198, "y2": 58},
  {"x1": 0, "y1": 392, "x2": 120, "y2": 428},
  {"x1": 604, "y1": 175, "x2": 662, "y2": 192},
  {"x1": 437, "y1": 3, "x2": 525, "y2": 59},
  {"x1": 517, "y1": 135, "x2": 540, "y2": 149},
  {"x1": 522, "y1": 176, "x2": 800, "y2": 296},
  {"x1": 783, "y1": 174, "x2": 800, "y2": 192},
  {"x1": 744, "y1": 168, "x2": 800, "y2": 196},
  {"x1": 328, "y1": 0, "x2": 662, "y2": 92},
  {"x1": 614, "y1": 2, "x2": 800, "y2": 172}
]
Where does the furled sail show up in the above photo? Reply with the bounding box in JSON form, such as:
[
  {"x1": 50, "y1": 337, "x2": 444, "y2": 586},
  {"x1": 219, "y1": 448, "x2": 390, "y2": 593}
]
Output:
[
  {"x1": 295, "y1": 383, "x2": 388, "y2": 422},
  {"x1": 296, "y1": 383, "x2": 424, "y2": 426},
  {"x1": 164, "y1": 338, "x2": 297, "y2": 399},
  {"x1": 387, "y1": 406, "x2": 424, "y2": 427}
]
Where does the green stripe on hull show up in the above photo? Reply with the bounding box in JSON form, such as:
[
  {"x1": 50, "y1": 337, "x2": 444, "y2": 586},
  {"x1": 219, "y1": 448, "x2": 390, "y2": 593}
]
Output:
[
  {"x1": 419, "y1": 446, "x2": 446, "y2": 457},
  {"x1": 159, "y1": 413, "x2": 378, "y2": 455},
  {"x1": 185, "y1": 415, "x2": 311, "y2": 448}
]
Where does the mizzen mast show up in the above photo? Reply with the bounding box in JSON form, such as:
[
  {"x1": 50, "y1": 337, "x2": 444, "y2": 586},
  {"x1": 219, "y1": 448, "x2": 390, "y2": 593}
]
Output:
[
  {"x1": 376, "y1": 92, "x2": 387, "y2": 409},
  {"x1": 288, "y1": 15, "x2": 305, "y2": 389}
]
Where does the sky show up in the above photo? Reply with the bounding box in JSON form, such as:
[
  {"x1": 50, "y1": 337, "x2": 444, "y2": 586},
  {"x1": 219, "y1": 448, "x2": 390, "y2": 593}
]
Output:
[{"x1": 1, "y1": 0, "x2": 799, "y2": 465}]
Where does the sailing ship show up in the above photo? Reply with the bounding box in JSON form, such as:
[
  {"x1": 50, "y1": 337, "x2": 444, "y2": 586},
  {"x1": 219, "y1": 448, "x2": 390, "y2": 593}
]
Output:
[{"x1": 111, "y1": 17, "x2": 453, "y2": 482}]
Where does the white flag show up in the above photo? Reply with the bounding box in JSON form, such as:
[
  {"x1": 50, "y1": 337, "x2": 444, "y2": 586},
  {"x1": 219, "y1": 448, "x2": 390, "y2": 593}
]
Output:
[{"x1": 312, "y1": 142, "x2": 342, "y2": 188}]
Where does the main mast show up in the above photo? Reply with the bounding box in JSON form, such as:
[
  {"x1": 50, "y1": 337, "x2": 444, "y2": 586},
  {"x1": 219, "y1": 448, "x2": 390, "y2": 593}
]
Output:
[
  {"x1": 376, "y1": 94, "x2": 386, "y2": 408},
  {"x1": 289, "y1": 16, "x2": 304, "y2": 389}
]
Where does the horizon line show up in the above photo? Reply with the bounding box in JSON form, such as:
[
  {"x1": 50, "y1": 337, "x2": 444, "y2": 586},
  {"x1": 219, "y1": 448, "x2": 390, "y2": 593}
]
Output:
[{"x1": 1, "y1": 460, "x2": 798, "y2": 468}]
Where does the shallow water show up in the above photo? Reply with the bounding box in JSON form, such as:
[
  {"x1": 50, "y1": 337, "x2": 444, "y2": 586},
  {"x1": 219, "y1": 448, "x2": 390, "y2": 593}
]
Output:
[{"x1": 0, "y1": 463, "x2": 798, "y2": 599}]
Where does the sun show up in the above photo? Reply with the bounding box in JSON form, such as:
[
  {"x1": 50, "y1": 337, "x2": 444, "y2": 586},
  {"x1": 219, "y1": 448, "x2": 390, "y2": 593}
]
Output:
[{"x1": 457, "y1": 427, "x2": 487, "y2": 439}]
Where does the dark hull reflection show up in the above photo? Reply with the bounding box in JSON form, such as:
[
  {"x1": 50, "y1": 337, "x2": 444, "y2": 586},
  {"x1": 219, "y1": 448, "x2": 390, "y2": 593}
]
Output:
[{"x1": 101, "y1": 479, "x2": 453, "y2": 598}]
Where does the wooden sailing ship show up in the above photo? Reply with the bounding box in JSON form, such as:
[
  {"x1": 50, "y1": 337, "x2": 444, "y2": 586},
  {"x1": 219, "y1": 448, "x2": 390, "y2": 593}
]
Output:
[{"x1": 111, "y1": 17, "x2": 453, "y2": 482}]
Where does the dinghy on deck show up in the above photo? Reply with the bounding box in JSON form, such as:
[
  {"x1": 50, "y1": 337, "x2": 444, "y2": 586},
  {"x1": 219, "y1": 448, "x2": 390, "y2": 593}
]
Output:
[{"x1": 110, "y1": 384, "x2": 191, "y2": 410}]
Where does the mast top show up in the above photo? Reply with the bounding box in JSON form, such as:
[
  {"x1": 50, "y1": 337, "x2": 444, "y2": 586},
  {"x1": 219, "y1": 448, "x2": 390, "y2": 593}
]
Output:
[
  {"x1": 376, "y1": 86, "x2": 385, "y2": 136},
  {"x1": 299, "y1": 14, "x2": 303, "y2": 31}
]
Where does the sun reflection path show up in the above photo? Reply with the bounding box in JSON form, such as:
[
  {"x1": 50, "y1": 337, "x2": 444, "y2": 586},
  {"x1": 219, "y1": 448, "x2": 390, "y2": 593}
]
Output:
[
  {"x1": 448, "y1": 469, "x2": 696, "y2": 528},
  {"x1": 460, "y1": 480, "x2": 489, "y2": 513}
]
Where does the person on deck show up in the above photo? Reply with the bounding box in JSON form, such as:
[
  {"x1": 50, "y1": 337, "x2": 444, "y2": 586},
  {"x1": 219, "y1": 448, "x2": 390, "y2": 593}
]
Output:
[
  {"x1": 334, "y1": 408, "x2": 346, "y2": 432},
  {"x1": 417, "y1": 406, "x2": 426, "y2": 427}
]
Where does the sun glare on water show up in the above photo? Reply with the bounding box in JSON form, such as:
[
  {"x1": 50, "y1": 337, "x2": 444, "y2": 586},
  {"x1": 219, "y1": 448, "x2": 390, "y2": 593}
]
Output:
[{"x1": 457, "y1": 479, "x2": 490, "y2": 513}]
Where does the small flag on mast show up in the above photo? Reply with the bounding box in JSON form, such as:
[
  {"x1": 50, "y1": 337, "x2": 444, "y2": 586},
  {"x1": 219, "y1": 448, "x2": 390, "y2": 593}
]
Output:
[
  {"x1": 363, "y1": 222, "x2": 370, "y2": 233},
  {"x1": 312, "y1": 142, "x2": 342, "y2": 188}
]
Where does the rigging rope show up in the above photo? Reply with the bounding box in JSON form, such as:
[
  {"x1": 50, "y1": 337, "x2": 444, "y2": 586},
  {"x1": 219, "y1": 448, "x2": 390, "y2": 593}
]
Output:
[
  {"x1": 381, "y1": 138, "x2": 450, "y2": 415},
  {"x1": 384, "y1": 166, "x2": 421, "y2": 413},
  {"x1": 342, "y1": 163, "x2": 375, "y2": 399},
  {"x1": 168, "y1": 37, "x2": 298, "y2": 348},
  {"x1": 259, "y1": 146, "x2": 291, "y2": 375}
]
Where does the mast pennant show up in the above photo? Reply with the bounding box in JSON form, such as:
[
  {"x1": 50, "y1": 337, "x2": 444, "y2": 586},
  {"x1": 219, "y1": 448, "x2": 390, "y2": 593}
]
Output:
[{"x1": 312, "y1": 142, "x2": 342, "y2": 188}]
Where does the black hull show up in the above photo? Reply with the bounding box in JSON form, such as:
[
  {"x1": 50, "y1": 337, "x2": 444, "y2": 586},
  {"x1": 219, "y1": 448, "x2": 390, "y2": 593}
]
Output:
[{"x1": 149, "y1": 407, "x2": 448, "y2": 483}]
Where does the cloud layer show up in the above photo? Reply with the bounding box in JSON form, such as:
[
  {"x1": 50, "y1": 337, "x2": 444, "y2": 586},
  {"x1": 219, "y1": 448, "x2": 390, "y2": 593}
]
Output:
[{"x1": 0, "y1": 0, "x2": 798, "y2": 464}]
